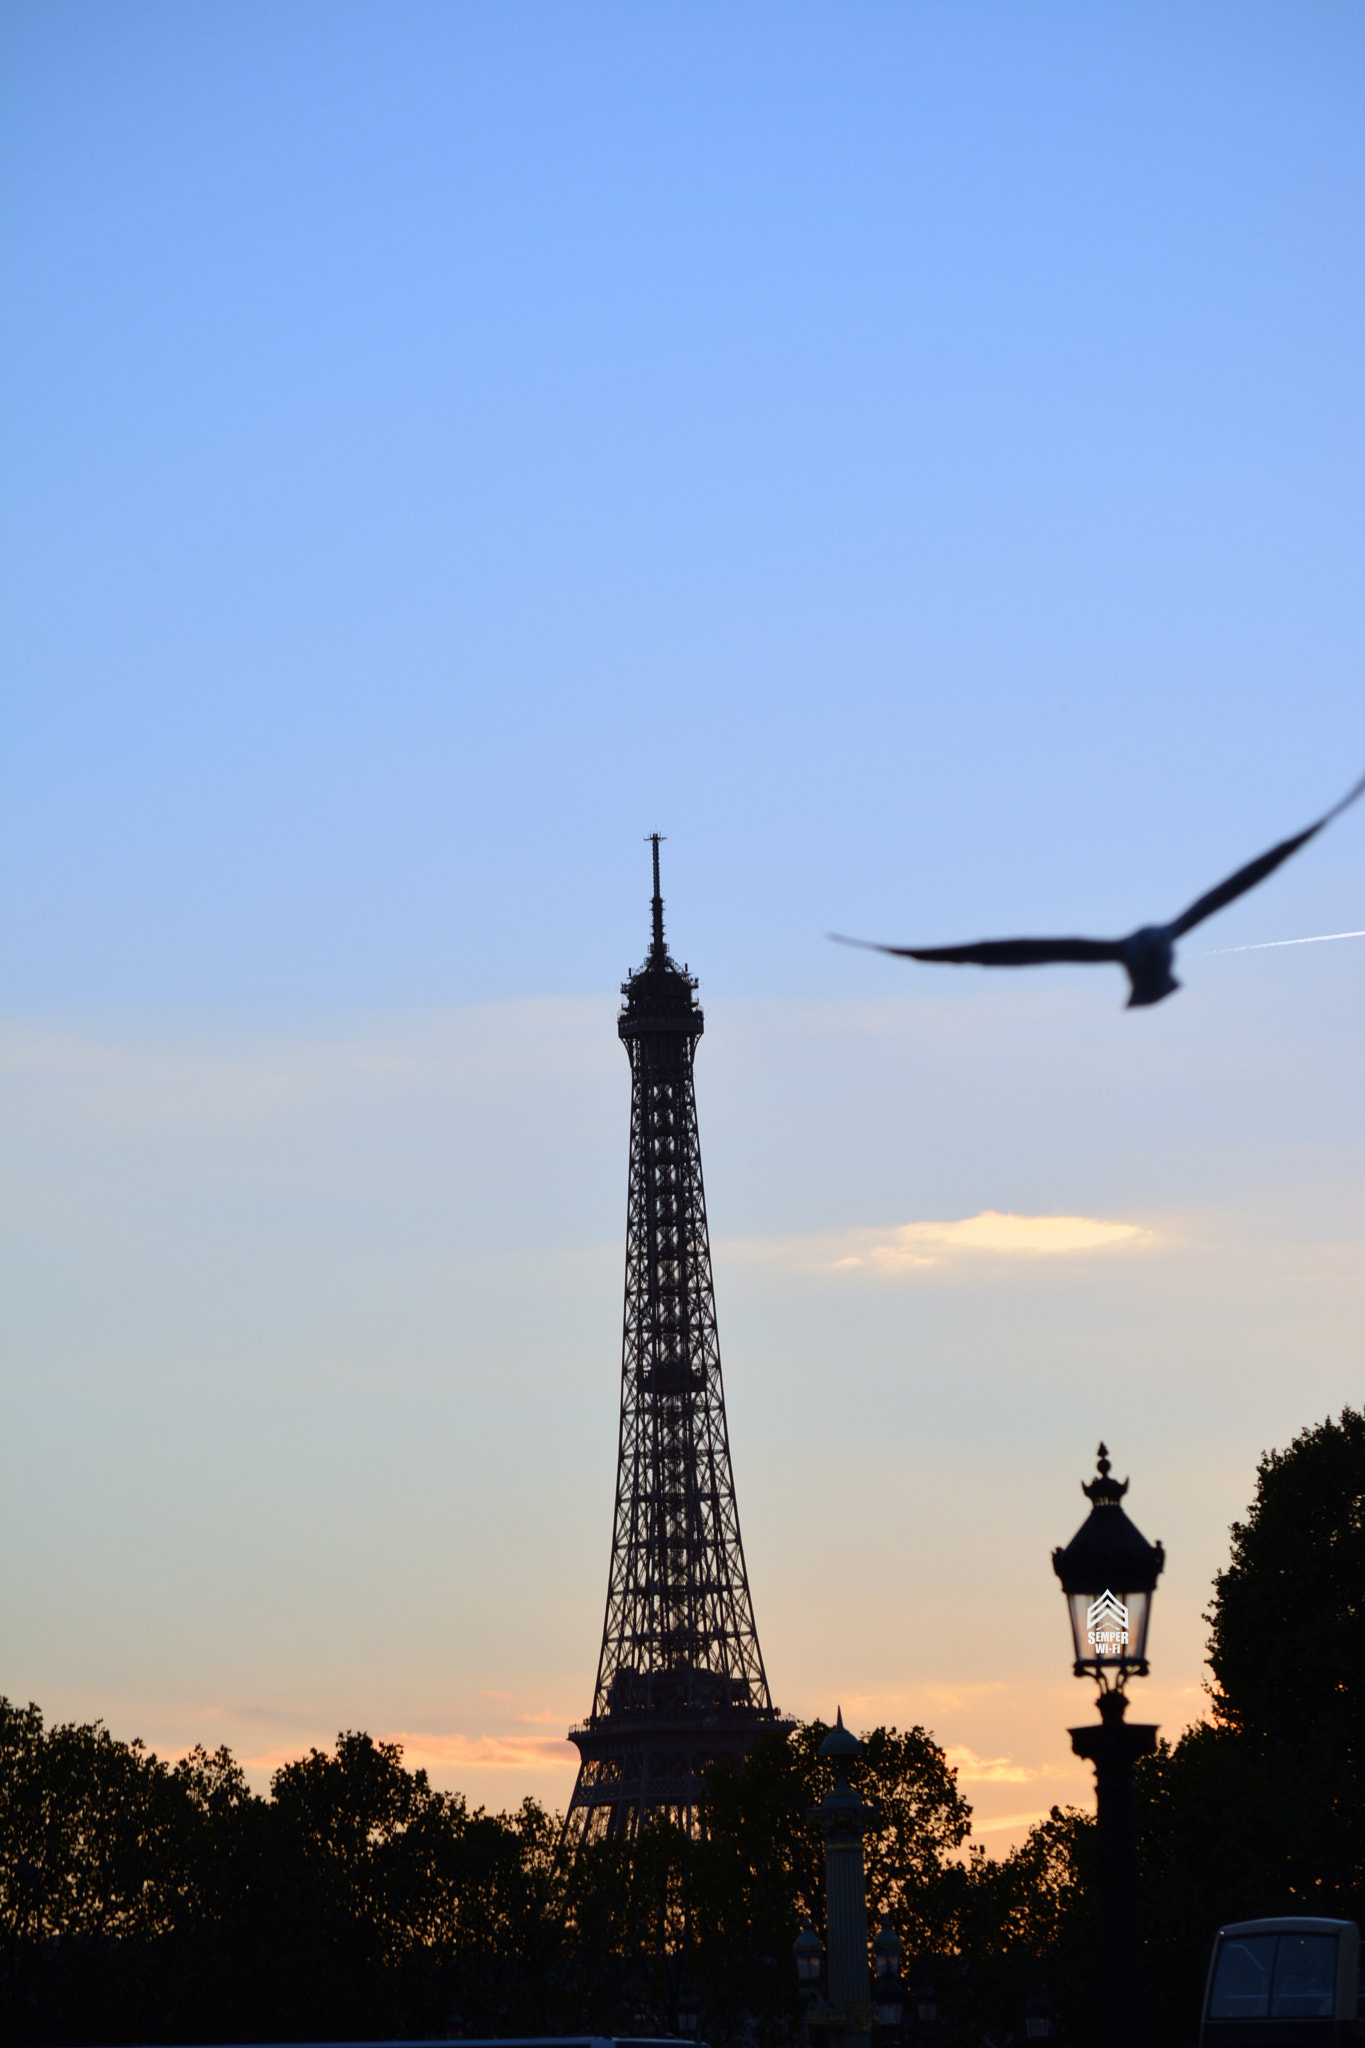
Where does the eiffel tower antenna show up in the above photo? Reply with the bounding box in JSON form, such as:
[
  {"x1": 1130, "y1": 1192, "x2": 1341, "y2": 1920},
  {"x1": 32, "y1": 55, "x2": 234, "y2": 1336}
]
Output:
[
  {"x1": 648, "y1": 830, "x2": 666, "y2": 958},
  {"x1": 563, "y1": 839, "x2": 790, "y2": 1842}
]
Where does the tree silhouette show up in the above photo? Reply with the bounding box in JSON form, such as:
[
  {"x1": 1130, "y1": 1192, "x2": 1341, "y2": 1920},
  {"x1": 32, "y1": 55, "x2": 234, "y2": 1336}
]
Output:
[
  {"x1": 1208, "y1": 1406, "x2": 1364, "y2": 1815},
  {"x1": 1138, "y1": 1403, "x2": 1365, "y2": 2021}
]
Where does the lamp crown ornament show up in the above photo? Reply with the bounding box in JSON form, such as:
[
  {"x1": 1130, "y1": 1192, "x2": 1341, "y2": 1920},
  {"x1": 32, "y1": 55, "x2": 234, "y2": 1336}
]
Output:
[
  {"x1": 820, "y1": 1706, "x2": 862, "y2": 1762},
  {"x1": 813, "y1": 1707, "x2": 874, "y2": 1839},
  {"x1": 1082, "y1": 1441, "x2": 1130, "y2": 1506}
]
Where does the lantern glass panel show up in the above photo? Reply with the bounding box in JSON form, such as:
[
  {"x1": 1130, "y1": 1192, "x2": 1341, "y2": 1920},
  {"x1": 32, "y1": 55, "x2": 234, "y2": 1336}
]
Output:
[
  {"x1": 1023, "y1": 1995, "x2": 1053, "y2": 2042},
  {"x1": 1066, "y1": 1585, "x2": 1152, "y2": 1676},
  {"x1": 873, "y1": 1928, "x2": 903, "y2": 1978},
  {"x1": 793, "y1": 1918, "x2": 824, "y2": 1985}
]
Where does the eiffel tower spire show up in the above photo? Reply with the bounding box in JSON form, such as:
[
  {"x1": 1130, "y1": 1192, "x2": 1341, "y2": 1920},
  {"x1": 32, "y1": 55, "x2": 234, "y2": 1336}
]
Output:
[{"x1": 564, "y1": 839, "x2": 790, "y2": 1842}]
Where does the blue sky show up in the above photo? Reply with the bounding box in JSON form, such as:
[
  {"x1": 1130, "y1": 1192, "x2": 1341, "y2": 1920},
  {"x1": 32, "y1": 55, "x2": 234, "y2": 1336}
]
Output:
[{"x1": 3, "y1": 1, "x2": 1364, "y2": 1839}]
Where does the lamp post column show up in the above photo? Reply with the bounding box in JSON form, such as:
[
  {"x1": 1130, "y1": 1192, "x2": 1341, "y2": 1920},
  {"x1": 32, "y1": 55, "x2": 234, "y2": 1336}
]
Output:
[
  {"x1": 813, "y1": 1711, "x2": 874, "y2": 2048},
  {"x1": 1069, "y1": 1689, "x2": 1157, "y2": 2048}
]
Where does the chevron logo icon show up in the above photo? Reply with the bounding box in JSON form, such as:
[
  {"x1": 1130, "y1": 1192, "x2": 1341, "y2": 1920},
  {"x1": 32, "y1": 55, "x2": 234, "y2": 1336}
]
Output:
[{"x1": 1085, "y1": 1588, "x2": 1130, "y2": 1649}]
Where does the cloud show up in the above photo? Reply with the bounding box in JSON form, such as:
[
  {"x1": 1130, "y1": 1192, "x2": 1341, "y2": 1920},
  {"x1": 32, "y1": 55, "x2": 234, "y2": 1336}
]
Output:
[
  {"x1": 727, "y1": 1210, "x2": 1150, "y2": 1274},
  {"x1": 388, "y1": 1730, "x2": 577, "y2": 1773},
  {"x1": 241, "y1": 1746, "x2": 318, "y2": 1774},
  {"x1": 918, "y1": 1682, "x2": 1009, "y2": 1709},
  {"x1": 239, "y1": 1730, "x2": 579, "y2": 1780},
  {"x1": 970, "y1": 1807, "x2": 1058, "y2": 1836},
  {"x1": 879, "y1": 1211, "x2": 1147, "y2": 1258},
  {"x1": 944, "y1": 1745, "x2": 1044, "y2": 1785},
  {"x1": 192, "y1": 1702, "x2": 282, "y2": 1725},
  {"x1": 0, "y1": 1001, "x2": 614, "y2": 1146}
]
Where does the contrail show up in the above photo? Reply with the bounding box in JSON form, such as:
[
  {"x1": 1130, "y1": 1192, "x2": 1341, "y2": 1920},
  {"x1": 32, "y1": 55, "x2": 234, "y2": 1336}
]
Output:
[{"x1": 1200, "y1": 928, "x2": 1365, "y2": 956}]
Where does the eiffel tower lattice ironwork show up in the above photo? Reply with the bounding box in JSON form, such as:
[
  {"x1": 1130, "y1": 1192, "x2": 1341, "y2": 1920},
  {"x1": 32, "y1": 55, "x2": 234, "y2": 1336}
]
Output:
[{"x1": 564, "y1": 837, "x2": 790, "y2": 1843}]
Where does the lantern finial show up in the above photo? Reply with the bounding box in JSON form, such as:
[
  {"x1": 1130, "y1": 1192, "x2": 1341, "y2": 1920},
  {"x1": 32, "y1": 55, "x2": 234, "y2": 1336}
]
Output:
[{"x1": 1083, "y1": 1442, "x2": 1129, "y2": 1506}]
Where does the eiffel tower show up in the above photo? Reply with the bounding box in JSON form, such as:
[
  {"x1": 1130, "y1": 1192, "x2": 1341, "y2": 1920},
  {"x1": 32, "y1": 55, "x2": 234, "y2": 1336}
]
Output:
[{"x1": 564, "y1": 837, "x2": 790, "y2": 1843}]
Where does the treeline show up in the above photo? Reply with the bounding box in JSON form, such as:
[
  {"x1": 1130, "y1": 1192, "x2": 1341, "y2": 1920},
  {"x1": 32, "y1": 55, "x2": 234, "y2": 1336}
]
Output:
[
  {"x1": 0, "y1": 1713, "x2": 977, "y2": 2046},
  {"x1": 2, "y1": 1408, "x2": 1360, "y2": 2048}
]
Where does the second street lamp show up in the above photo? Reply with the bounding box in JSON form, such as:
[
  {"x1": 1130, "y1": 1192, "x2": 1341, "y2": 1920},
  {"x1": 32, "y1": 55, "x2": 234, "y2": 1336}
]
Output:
[
  {"x1": 871, "y1": 1919, "x2": 904, "y2": 2038},
  {"x1": 1053, "y1": 1443, "x2": 1164, "y2": 2048},
  {"x1": 794, "y1": 1918, "x2": 825, "y2": 1992},
  {"x1": 1023, "y1": 1986, "x2": 1055, "y2": 2039},
  {"x1": 872, "y1": 1919, "x2": 902, "y2": 1980}
]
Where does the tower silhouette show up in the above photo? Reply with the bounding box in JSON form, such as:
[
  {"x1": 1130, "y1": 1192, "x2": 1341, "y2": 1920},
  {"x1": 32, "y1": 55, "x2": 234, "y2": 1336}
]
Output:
[{"x1": 564, "y1": 837, "x2": 789, "y2": 1842}]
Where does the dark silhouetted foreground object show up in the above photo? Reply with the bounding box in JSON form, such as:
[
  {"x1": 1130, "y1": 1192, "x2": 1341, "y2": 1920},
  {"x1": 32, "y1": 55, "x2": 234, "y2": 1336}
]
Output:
[
  {"x1": 1200, "y1": 1917, "x2": 1360, "y2": 2044},
  {"x1": 803, "y1": 1711, "x2": 874, "y2": 2048},
  {"x1": 1024, "y1": 1985, "x2": 1056, "y2": 2039},
  {"x1": 563, "y1": 836, "x2": 790, "y2": 1843},
  {"x1": 871, "y1": 1918, "x2": 905, "y2": 2037},
  {"x1": 833, "y1": 769, "x2": 1365, "y2": 1006},
  {"x1": 1056, "y1": 1446, "x2": 1164, "y2": 2048}
]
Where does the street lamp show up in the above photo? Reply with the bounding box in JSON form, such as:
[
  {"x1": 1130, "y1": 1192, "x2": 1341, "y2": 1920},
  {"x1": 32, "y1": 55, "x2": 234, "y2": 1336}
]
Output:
[
  {"x1": 676, "y1": 1987, "x2": 701, "y2": 2038},
  {"x1": 912, "y1": 1975, "x2": 937, "y2": 2029},
  {"x1": 872, "y1": 1918, "x2": 902, "y2": 1980},
  {"x1": 872, "y1": 1975, "x2": 904, "y2": 2036},
  {"x1": 1023, "y1": 1986, "x2": 1054, "y2": 2039},
  {"x1": 1052, "y1": 1444, "x2": 1164, "y2": 2048},
  {"x1": 871, "y1": 1920, "x2": 904, "y2": 2035},
  {"x1": 793, "y1": 1917, "x2": 825, "y2": 1991}
]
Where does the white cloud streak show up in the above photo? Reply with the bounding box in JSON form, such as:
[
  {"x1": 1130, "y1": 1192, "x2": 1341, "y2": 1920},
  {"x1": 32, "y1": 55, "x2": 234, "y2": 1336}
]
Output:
[
  {"x1": 726, "y1": 1210, "x2": 1150, "y2": 1274},
  {"x1": 944, "y1": 1744, "x2": 1045, "y2": 1784}
]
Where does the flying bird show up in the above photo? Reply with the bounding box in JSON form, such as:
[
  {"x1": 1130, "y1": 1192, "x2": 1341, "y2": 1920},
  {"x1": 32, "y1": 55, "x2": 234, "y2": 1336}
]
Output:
[{"x1": 832, "y1": 770, "x2": 1365, "y2": 1008}]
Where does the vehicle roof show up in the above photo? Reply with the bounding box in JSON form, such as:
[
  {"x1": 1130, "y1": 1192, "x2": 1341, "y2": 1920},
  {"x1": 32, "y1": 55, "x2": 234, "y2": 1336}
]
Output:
[
  {"x1": 154, "y1": 2038, "x2": 696, "y2": 2048},
  {"x1": 1217, "y1": 1918, "x2": 1357, "y2": 1938}
]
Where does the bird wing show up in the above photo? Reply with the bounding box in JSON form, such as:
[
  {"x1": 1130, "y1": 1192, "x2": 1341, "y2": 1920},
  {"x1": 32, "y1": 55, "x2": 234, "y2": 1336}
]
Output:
[
  {"x1": 1169, "y1": 768, "x2": 1365, "y2": 939},
  {"x1": 829, "y1": 934, "x2": 1123, "y2": 966}
]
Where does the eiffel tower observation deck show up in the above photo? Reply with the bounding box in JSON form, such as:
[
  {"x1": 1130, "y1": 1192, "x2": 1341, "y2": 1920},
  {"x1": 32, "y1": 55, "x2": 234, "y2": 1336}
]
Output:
[{"x1": 564, "y1": 837, "x2": 791, "y2": 1843}]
